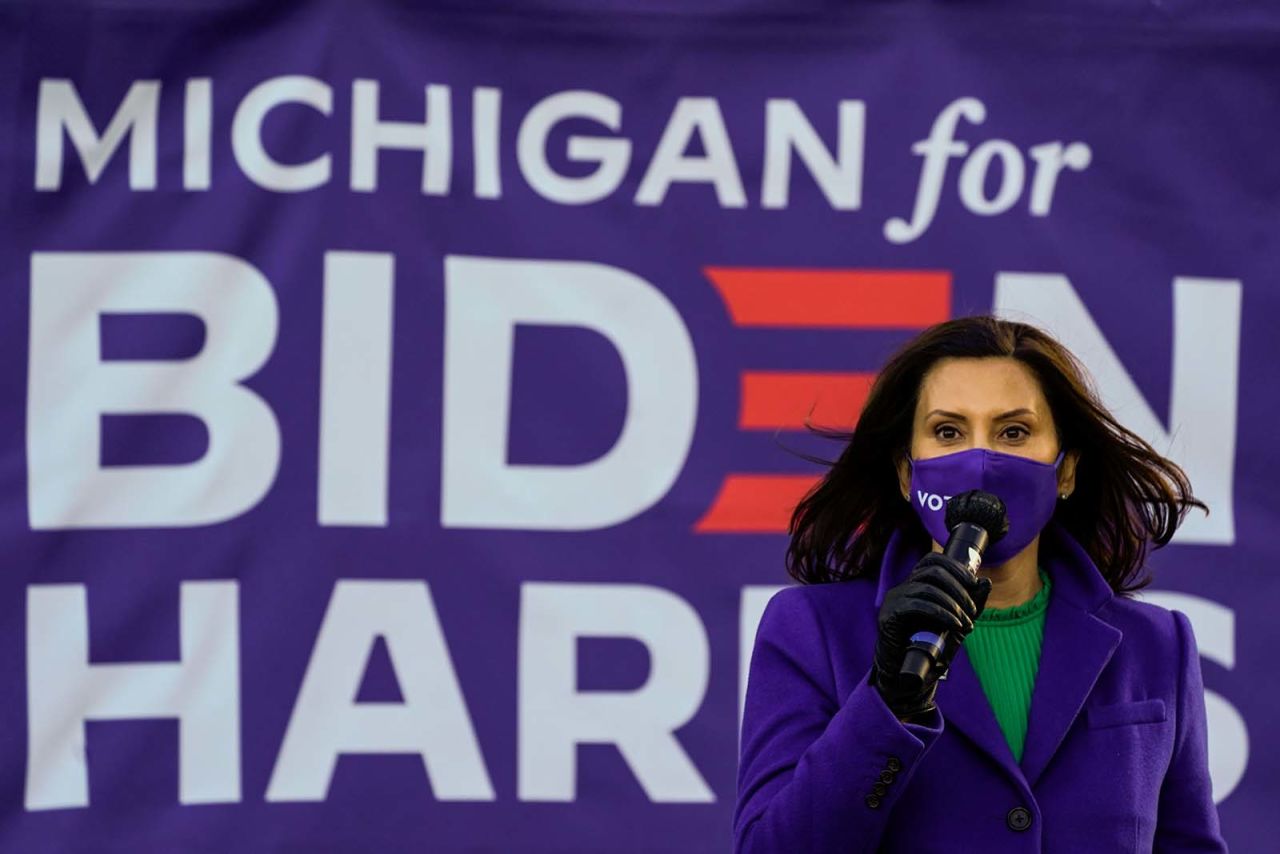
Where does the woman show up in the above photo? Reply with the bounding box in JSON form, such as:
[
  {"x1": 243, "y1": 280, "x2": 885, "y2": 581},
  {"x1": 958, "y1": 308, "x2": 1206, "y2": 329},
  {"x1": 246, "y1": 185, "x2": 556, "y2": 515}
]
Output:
[{"x1": 734, "y1": 316, "x2": 1226, "y2": 853}]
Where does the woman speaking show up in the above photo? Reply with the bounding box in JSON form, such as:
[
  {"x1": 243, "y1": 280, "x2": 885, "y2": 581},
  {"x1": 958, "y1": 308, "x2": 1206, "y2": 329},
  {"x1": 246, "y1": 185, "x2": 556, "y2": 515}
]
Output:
[{"x1": 733, "y1": 316, "x2": 1226, "y2": 852}]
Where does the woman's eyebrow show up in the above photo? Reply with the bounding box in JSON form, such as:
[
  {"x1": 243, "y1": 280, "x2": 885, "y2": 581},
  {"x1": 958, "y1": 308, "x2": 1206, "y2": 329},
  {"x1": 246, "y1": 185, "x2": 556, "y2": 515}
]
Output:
[{"x1": 924, "y1": 408, "x2": 1036, "y2": 420}]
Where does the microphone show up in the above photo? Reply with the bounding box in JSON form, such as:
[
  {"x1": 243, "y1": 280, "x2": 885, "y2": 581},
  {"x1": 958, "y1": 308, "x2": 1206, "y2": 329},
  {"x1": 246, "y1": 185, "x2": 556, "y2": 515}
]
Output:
[{"x1": 898, "y1": 490, "x2": 1010, "y2": 688}]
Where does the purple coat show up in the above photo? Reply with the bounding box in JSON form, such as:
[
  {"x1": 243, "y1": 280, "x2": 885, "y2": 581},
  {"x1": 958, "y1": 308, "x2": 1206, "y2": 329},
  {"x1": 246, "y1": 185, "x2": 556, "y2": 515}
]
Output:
[{"x1": 735, "y1": 523, "x2": 1226, "y2": 853}]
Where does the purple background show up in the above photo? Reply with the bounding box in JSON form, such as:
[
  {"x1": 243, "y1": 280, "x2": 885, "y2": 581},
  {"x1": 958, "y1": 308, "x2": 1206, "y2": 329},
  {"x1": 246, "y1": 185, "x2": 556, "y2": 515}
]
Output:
[{"x1": 1, "y1": 0, "x2": 1276, "y2": 851}]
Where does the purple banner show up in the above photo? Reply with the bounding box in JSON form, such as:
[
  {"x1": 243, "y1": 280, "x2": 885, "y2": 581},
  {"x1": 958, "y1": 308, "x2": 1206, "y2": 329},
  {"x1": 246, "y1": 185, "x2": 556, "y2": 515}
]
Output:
[{"x1": 1, "y1": 1, "x2": 1275, "y2": 850}]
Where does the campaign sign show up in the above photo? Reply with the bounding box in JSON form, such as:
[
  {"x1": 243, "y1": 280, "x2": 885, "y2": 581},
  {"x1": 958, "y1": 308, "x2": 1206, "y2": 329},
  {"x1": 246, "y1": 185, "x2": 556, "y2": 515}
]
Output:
[{"x1": 0, "y1": 1, "x2": 1273, "y2": 850}]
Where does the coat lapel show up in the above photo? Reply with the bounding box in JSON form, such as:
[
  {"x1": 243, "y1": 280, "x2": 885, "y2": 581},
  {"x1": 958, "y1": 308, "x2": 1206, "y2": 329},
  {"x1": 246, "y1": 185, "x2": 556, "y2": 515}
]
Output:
[
  {"x1": 1018, "y1": 593, "x2": 1121, "y2": 787},
  {"x1": 1017, "y1": 524, "x2": 1122, "y2": 788},
  {"x1": 935, "y1": 647, "x2": 1024, "y2": 782}
]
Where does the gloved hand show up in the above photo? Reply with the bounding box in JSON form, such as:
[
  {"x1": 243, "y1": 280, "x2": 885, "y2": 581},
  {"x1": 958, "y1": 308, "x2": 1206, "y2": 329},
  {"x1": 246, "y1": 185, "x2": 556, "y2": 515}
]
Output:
[{"x1": 873, "y1": 552, "x2": 992, "y2": 720}]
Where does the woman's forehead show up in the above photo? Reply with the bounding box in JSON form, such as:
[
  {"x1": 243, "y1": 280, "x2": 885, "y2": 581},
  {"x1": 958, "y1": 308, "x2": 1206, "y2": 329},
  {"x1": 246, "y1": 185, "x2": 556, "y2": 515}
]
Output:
[{"x1": 916, "y1": 357, "x2": 1048, "y2": 416}]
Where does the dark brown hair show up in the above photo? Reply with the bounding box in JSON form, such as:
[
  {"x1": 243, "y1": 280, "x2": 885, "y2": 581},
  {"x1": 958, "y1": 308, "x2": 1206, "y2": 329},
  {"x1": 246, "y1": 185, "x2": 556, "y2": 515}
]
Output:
[{"x1": 785, "y1": 315, "x2": 1205, "y2": 593}]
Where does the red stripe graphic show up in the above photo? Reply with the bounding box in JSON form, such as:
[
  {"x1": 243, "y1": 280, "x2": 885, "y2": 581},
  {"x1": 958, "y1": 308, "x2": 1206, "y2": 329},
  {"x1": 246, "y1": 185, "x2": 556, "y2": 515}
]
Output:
[
  {"x1": 740, "y1": 371, "x2": 874, "y2": 431},
  {"x1": 705, "y1": 268, "x2": 950, "y2": 328},
  {"x1": 696, "y1": 266, "x2": 951, "y2": 534},
  {"x1": 694, "y1": 474, "x2": 821, "y2": 534}
]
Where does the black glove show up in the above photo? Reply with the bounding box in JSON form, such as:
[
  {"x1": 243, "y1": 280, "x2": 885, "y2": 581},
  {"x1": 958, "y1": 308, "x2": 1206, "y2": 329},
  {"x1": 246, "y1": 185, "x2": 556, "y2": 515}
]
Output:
[{"x1": 873, "y1": 552, "x2": 992, "y2": 720}]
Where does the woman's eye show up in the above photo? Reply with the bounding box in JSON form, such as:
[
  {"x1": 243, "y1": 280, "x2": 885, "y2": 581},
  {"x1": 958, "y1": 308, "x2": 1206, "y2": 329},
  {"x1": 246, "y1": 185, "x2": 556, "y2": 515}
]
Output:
[
  {"x1": 1002, "y1": 426, "x2": 1028, "y2": 440},
  {"x1": 935, "y1": 425, "x2": 960, "y2": 440}
]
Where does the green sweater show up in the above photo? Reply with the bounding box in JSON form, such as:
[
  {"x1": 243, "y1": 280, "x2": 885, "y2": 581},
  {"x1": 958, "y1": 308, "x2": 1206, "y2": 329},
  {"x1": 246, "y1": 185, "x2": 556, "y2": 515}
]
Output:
[{"x1": 964, "y1": 568, "x2": 1052, "y2": 763}]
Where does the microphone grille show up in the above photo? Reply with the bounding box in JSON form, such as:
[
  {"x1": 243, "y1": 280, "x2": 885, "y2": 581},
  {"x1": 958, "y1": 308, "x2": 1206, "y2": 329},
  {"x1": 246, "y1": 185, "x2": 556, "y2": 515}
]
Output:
[{"x1": 945, "y1": 490, "x2": 1010, "y2": 543}]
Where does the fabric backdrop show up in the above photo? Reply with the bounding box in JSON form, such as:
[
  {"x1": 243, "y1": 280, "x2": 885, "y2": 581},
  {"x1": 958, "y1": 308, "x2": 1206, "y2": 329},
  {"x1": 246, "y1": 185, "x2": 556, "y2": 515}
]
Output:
[{"x1": 1, "y1": 0, "x2": 1275, "y2": 851}]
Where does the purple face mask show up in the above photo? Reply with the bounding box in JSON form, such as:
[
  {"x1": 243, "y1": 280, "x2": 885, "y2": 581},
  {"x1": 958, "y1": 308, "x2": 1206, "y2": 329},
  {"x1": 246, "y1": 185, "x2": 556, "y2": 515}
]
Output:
[{"x1": 907, "y1": 447, "x2": 1064, "y2": 565}]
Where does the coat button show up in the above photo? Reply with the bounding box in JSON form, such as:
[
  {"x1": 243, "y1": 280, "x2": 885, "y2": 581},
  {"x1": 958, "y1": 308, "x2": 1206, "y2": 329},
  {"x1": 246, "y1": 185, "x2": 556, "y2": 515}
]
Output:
[
  {"x1": 872, "y1": 783, "x2": 887, "y2": 796},
  {"x1": 865, "y1": 795, "x2": 881, "y2": 809},
  {"x1": 886, "y1": 757, "x2": 901, "y2": 772},
  {"x1": 879, "y1": 770, "x2": 895, "y2": 784},
  {"x1": 1006, "y1": 807, "x2": 1032, "y2": 831}
]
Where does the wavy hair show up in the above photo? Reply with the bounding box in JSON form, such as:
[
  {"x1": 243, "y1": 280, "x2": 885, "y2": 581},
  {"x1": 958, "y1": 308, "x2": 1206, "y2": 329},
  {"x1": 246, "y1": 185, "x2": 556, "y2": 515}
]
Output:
[{"x1": 785, "y1": 315, "x2": 1205, "y2": 593}]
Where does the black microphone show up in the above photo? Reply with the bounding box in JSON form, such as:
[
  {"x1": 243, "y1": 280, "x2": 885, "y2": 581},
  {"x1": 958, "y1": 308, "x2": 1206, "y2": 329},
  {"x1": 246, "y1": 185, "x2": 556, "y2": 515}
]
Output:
[{"x1": 898, "y1": 490, "x2": 1009, "y2": 688}]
